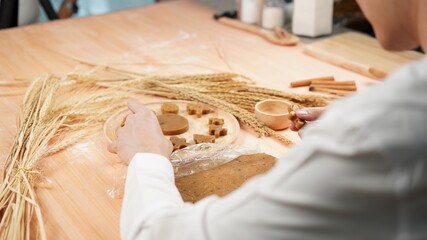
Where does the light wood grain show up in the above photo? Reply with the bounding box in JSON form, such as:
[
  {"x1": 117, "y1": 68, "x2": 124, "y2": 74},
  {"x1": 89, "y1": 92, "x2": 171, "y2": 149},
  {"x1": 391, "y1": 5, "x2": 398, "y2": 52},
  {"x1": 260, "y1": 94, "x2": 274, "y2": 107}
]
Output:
[
  {"x1": 0, "y1": 0, "x2": 422, "y2": 239},
  {"x1": 304, "y1": 32, "x2": 424, "y2": 79}
]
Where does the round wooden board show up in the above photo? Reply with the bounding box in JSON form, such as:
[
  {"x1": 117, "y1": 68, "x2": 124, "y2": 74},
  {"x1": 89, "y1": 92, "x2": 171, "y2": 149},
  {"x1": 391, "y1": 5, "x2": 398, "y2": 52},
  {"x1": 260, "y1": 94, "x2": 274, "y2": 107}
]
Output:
[{"x1": 104, "y1": 100, "x2": 240, "y2": 145}]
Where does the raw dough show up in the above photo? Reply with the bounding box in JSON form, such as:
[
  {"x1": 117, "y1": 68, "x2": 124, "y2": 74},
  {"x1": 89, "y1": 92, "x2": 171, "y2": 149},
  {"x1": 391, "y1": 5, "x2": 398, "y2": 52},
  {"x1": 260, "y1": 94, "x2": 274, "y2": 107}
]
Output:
[
  {"x1": 170, "y1": 137, "x2": 191, "y2": 151},
  {"x1": 175, "y1": 153, "x2": 276, "y2": 203},
  {"x1": 209, "y1": 118, "x2": 224, "y2": 126},
  {"x1": 161, "y1": 103, "x2": 179, "y2": 114},
  {"x1": 193, "y1": 134, "x2": 216, "y2": 144},
  {"x1": 209, "y1": 124, "x2": 228, "y2": 138},
  {"x1": 157, "y1": 114, "x2": 189, "y2": 135},
  {"x1": 187, "y1": 103, "x2": 212, "y2": 118}
]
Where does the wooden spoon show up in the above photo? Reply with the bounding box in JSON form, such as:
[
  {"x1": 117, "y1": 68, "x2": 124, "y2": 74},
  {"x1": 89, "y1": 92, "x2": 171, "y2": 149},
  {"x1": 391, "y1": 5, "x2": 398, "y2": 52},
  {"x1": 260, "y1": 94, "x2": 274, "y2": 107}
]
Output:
[{"x1": 217, "y1": 17, "x2": 299, "y2": 46}]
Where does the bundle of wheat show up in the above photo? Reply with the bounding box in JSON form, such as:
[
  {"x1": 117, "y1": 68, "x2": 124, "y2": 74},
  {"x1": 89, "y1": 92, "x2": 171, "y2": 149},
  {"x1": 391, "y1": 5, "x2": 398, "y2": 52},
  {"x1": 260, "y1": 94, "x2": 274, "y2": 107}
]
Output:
[
  {"x1": 63, "y1": 61, "x2": 329, "y2": 143},
  {"x1": 0, "y1": 74, "x2": 128, "y2": 239}
]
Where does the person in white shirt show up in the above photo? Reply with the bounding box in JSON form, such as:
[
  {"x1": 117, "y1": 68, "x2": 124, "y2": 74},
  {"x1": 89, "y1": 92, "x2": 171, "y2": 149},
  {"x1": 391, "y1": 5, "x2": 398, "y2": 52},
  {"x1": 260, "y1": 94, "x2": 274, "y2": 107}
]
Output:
[{"x1": 108, "y1": 0, "x2": 427, "y2": 239}]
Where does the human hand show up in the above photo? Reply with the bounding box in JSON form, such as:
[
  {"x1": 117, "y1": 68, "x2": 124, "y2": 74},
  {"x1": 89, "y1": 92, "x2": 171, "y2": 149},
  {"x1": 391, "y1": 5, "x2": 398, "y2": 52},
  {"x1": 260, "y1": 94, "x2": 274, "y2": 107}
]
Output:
[
  {"x1": 289, "y1": 107, "x2": 327, "y2": 136},
  {"x1": 108, "y1": 99, "x2": 173, "y2": 165}
]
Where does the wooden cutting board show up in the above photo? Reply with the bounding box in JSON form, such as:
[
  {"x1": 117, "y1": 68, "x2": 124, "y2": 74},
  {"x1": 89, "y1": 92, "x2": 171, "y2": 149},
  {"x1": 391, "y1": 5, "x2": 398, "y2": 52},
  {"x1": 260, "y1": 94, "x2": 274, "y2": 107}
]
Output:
[
  {"x1": 304, "y1": 32, "x2": 424, "y2": 79},
  {"x1": 104, "y1": 100, "x2": 240, "y2": 144}
]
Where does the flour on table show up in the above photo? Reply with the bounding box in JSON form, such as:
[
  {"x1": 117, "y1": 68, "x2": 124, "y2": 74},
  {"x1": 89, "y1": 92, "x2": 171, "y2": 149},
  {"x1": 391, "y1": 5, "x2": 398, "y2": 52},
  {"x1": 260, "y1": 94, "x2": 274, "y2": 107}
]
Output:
[{"x1": 67, "y1": 142, "x2": 93, "y2": 164}]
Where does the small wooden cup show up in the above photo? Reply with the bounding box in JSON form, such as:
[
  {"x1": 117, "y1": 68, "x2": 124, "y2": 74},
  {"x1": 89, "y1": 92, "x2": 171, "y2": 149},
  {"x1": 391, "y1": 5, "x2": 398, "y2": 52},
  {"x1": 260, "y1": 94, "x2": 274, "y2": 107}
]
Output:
[{"x1": 255, "y1": 99, "x2": 291, "y2": 130}]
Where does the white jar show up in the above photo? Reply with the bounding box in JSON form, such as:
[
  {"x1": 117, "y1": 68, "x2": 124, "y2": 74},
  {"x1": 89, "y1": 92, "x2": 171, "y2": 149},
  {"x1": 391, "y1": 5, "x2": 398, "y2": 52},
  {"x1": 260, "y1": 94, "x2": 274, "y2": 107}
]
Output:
[
  {"x1": 239, "y1": 0, "x2": 259, "y2": 24},
  {"x1": 292, "y1": 0, "x2": 334, "y2": 37},
  {"x1": 261, "y1": 0, "x2": 285, "y2": 30}
]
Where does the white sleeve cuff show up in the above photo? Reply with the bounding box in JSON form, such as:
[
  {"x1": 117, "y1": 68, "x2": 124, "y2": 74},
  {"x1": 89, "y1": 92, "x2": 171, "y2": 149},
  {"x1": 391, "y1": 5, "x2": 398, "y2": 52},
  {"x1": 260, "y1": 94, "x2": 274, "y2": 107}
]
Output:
[
  {"x1": 129, "y1": 153, "x2": 175, "y2": 181},
  {"x1": 121, "y1": 152, "x2": 184, "y2": 240}
]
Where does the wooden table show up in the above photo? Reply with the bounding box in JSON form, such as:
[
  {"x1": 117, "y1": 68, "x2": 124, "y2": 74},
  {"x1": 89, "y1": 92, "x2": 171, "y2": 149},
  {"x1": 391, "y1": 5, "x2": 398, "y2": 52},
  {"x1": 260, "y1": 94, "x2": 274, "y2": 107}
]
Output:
[{"x1": 0, "y1": 1, "x2": 421, "y2": 239}]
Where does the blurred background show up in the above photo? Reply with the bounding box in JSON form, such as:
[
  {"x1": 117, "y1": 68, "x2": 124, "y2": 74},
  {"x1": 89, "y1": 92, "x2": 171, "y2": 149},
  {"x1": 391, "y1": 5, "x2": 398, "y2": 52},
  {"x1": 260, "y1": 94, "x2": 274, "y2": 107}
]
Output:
[{"x1": 1, "y1": 0, "x2": 371, "y2": 34}]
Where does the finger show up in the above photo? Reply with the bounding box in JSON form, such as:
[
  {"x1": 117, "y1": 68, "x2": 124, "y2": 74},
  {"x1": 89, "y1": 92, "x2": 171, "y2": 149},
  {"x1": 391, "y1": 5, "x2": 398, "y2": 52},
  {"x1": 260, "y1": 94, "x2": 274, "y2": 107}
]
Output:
[
  {"x1": 108, "y1": 142, "x2": 118, "y2": 154},
  {"x1": 298, "y1": 129, "x2": 304, "y2": 138},
  {"x1": 127, "y1": 99, "x2": 147, "y2": 114},
  {"x1": 120, "y1": 113, "x2": 131, "y2": 127},
  {"x1": 296, "y1": 107, "x2": 327, "y2": 121},
  {"x1": 289, "y1": 122, "x2": 298, "y2": 131},
  {"x1": 124, "y1": 114, "x2": 137, "y2": 126},
  {"x1": 116, "y1": 126, "x2": 125, "y2": 137}
]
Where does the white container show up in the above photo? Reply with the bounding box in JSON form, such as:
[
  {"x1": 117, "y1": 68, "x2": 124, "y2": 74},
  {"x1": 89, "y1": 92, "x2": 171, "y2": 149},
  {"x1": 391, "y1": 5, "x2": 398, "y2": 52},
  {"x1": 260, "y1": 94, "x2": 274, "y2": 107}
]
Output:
[
  {"x1": 261, "y1": 0, "x2": 285, "y2": 30},
  {"x1": 240, "y1": 0, "x2": 259, "y2": 24},
  {"x1": 292, "y1": 0, "x2": 334, "y2": 37}
]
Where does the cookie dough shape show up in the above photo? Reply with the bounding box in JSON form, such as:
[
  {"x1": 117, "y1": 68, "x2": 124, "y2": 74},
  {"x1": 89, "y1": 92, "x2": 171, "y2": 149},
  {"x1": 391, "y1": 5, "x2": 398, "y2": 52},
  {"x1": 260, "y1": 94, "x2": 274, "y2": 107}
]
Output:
[
  {"x1": 157, "y1": 114, "x2": 189, "y2": 135},
  {"x1": 187, "y1": 103, "x2": 212, "y2": 118},
  {"x1": 170, "y1": 137, "x2": 191, "y2": 151},
  {"x1": 209, "y1": 124, "x2": 228, "y2": 138},
  {"x1": 161, "y1": 103, "x2": 179, "y2": 114},
  {"x1": 209, "y1": 118, "x2": 224, "y2": 126},
  {"x1": 288, "y1": 104, "x2": 306, "y2": 129},
  {"x1": 193, "y1": 134, "x2": 216, "y2": 144}
]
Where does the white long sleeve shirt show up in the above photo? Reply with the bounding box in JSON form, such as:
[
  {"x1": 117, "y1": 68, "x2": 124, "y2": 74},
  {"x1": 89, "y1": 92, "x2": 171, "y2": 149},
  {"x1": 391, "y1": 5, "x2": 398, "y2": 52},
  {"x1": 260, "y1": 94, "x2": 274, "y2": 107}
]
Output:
[{"x1": 121, "y1": 56, "x2": 427, "y2": 240}]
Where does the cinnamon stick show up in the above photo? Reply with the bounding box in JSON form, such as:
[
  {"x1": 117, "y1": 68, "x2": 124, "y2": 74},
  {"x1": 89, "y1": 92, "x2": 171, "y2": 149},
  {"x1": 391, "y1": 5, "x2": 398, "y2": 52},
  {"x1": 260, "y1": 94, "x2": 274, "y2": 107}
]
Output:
[
  {"x1": 309, "y1": 87, "x2": 354, "y2": 96},
  {"x1": 309, "y1": 84, "x2": 357, "y2": 91},
  {"x1": 290, "y1": 76, "x2": 335, "y2": 88},
  {"x1": 310, "y1": 80, "x2": 356, "y2": 86}
]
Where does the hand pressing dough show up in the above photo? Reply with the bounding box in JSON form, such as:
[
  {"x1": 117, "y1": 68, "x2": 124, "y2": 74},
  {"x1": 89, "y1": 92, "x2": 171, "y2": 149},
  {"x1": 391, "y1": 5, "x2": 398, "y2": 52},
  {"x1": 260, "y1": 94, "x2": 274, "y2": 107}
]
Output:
[
  {"x1": 170, "y1": 137, "x2": 191, "y2": 151},
  {"x1": 175, "y1": 153, "x2": 276, "y2": 203},
  {"x1": 288, "y1": 104, "x2": 306, "y2": 129},
  {"x1": 193, "y1": 134, "x2": 215, "y2": 144},
  {"x1": 187, "y1": 103, "x2": 212, "y2": 118},
  {"x1": 157, "y1": 114, "x2": 189, "y2": 135},
  {"x1": 161, "y1": 103, "x2": 179, "y2": 114},
  {"x1": 209, "y1": 124, "x2": 228, "y2": 138},
  {"x1": 209, "y1": 118, "x2": 224, "y2": 126}
]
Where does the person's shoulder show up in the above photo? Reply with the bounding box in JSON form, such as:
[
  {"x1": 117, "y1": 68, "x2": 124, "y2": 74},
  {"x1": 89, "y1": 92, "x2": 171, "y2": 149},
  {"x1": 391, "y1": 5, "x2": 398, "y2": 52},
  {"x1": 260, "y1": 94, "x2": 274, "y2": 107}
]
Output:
[
  {"x1": 305, "y1": 56, "x2": 427, "y2": 152},
  {"x1": 404, "y1": 54, "x2": 427, "y2": 76},
  {"x1": 385, "y1": 55, "x2": 427, "y2": 88}
]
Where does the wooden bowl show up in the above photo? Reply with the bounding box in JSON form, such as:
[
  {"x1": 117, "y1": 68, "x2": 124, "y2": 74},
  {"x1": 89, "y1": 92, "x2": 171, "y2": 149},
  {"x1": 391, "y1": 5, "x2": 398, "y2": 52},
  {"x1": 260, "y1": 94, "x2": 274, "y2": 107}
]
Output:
[{"x1": 254, "y1": 99, "x2": 291, "y2": 130}]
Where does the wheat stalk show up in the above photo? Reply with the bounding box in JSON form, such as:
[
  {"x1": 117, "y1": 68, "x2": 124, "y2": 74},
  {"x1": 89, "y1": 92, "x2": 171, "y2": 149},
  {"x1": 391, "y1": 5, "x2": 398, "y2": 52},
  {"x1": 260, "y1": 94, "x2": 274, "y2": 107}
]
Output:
[{"x1": 0, "y1": 75, "x2": 130, "y2": 239}]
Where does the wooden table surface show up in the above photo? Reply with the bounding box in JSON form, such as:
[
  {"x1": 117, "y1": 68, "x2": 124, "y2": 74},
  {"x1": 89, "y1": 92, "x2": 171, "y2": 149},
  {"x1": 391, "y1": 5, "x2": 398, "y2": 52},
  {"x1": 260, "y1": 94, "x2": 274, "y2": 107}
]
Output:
[{"x1": 0, "y1": 1, "x2": 422, "y2": 239}]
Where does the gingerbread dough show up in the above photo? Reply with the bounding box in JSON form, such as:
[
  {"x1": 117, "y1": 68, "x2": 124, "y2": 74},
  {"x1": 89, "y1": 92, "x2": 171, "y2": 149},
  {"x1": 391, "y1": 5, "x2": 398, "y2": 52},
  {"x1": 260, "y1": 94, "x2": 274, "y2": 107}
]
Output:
[
  {"x1": 170, "y1": 137, "x2": 191, "y2": 151},
  {"x1": 161, "y1": 103, "x2": 179, "y2": 114},
  {"x1": 187, "y1": 103, "x2": 212, "y2": 118},
  {"x1": 157, "y1": 114, "x2": 189, "y2": 135},
  {"x1": 209, "y1": 124, "x2": 228, "y2": 138},
  {"x1": 288, "y1": 104, "x2": 306, "y2": 129},
  {"x1": 176, "y1": 153, "x2": 276, "y2": 203},
  {"x1": 209, "y1": 118, "x2": 224, "y2": 126},
  {"x1": 193, "y1": 134, "x2": 216, "y2": 144}
]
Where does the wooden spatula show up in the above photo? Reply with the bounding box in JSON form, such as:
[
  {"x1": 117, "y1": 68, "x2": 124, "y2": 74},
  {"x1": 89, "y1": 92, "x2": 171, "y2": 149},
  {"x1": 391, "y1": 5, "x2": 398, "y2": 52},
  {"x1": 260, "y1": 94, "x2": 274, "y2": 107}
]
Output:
[{"x1": 216, "y1": 17, "x2": 299, "y2": 46}]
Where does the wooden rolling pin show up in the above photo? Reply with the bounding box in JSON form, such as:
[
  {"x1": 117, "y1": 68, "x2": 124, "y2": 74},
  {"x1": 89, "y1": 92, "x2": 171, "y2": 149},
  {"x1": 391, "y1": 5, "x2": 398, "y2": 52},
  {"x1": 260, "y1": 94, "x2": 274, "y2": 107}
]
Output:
[
  {"x1": 216, "y1": 17, "x2": 299, "y2": 46},
  {"x1": 304, "y1": 47, "x2": 389, "y2": 80}
]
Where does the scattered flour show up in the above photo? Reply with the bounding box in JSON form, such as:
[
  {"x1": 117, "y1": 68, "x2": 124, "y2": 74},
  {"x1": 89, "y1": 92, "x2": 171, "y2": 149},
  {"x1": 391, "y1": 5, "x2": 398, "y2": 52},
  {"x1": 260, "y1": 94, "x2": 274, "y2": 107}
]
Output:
[{"x1": 67, "y1": 142, "x2": 93, "y2": 164}]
